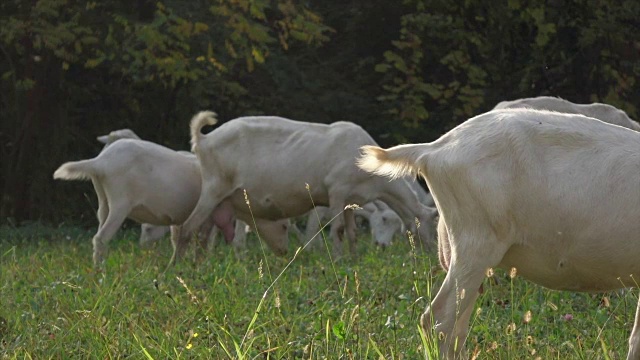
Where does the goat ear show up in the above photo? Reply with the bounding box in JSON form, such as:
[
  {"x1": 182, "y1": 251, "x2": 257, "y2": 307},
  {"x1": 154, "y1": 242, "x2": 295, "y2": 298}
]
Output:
[{"x1": 97, "y1": 135, "x2": 109, "y2": 144}]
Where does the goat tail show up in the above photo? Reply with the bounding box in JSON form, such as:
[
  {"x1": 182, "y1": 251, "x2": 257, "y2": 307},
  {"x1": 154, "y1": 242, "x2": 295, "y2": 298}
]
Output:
[
  {"x1": 189, "y1": 110, "x2": 218, "y2": 153},
  {"x1": 53, "y1": 159, "x2": 96, "y2": 181},
  {"x1": 357, "y1": 143, "x2": 428, "y2": 180}
]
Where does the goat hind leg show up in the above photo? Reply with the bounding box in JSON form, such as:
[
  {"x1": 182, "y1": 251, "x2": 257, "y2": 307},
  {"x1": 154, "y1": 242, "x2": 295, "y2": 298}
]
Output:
[
  {"x1": 92, "y1": 180, "x2": 109, "y2": 228},
  {"x1": 171, "y1": 183, "x2": 233, "y2": 265},
  {"x1": 91, "y1": 203, "x2": 129, "y2": 266},
  {"x1": 421, "y1": 232, "x2": 507, "y2": 359}
]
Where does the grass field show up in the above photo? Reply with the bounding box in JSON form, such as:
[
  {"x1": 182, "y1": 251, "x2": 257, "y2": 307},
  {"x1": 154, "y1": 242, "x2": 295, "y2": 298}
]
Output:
[{"x1": 0, "y1": 222, "x2": 636, "y2": 359}]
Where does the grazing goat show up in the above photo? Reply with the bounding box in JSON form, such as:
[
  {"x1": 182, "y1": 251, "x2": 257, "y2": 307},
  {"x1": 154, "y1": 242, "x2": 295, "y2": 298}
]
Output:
[
  {"x1": 302, "y1": 182, "x2": 432, "y2": 248},
  {"x1": 303, "y1": 202, "x2": 405, "y2": 248},
  {"x1": 94, "y1": 129, "x2": 285, "y2": 254},
  {"x1": 54, "y1": 138, "x2": 293, "y2": 265},
  {"x1": 53, "y1": 139, "x2": 232, "y2": 265},
  {"x1": 362, "y1": 201, "x2": 405, "y2": 247},
  {"x1": 358, "y1": 108, "x2": 640, "y2": 359},
  {"x1": 494, "y1": 96, "x2": 640, "y2": 131},
  {"x1": 95, "y1": 128, "x2": 178, "y2": 248},
  {"x1": 172, "y1": 111, "x2": 437, "y2": 263}
]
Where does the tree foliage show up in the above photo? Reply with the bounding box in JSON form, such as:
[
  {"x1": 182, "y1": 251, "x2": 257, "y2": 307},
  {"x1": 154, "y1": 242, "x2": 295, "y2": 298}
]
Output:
[
  {"x1": 377, "y1": 0, "x2": 640, "y2": 141},
  {"x1": 0, "y1": 0, "x2": 638, "y2": 223},
  {"x1": 0, "y1": 0, "x2": 332, "y2": 223}
]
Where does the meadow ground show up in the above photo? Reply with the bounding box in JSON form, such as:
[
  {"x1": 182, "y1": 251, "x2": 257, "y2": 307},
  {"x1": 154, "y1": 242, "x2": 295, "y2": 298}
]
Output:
[{"x1": 0, "y1": 221, "x2": 636, "y2": 359}]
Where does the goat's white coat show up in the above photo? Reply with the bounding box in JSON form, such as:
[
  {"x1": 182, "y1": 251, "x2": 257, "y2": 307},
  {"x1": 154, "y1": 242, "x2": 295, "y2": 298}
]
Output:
[
  {"x1": 361, "y1": 201, "x2": 404, "y2": 247},
  {"x1": 96, "y1": 129, "x2": 141, "y2": 145},
  {"x1": 95, "y1": 129, "x2": 185, "y2": 248},
  {"x1": 53, "y1": 139, "x2": 229, "y2": 265},
  {"x1": 90, "y1": 129, "x2": 289, "y2": 258},
  {"x1": 174, "y1": 112, "x2": 437, "y2": 262},
  {"x1": 358, "y1": 108, "x2": 640, "y2": 359},
  {"x1": 303, "y1": 201, "x2": 404, "y2": 247},
  {"x1": 494, "y1": 96, "x2": 640, "y2": 131}
]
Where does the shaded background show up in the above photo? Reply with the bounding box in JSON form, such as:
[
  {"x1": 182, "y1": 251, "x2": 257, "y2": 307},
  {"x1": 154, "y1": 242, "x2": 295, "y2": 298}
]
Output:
[{"x1": 1, "y1": 0, "x2": 639, "y2": 225}]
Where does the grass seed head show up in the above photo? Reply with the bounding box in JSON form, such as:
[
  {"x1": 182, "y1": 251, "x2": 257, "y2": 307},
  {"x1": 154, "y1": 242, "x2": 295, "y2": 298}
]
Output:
[
  {"x1": 486, "y1": 268, "x2": 494, "y2": 278},
  {"x1": 526, "y1": 335, "x2": 534, "y2": 345},
  {"x1": 506, "y1": 322, "x2": 516, "y2": 335},
  {"x1": 243, "y1": 189, "x2": 250, "y2": 206},
  {"x1": 177, "y1": 276, "x2": 199, "y2": 304},
  {"x1": 344, "y1": 204, "x2": 362, "y2": 211},
  {"x1": 407, "y1": 230, "x2": 416, "y2": 253}
]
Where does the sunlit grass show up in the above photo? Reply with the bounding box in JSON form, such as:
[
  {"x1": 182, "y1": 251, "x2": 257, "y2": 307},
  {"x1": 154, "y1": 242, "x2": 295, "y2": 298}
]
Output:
[{"x1": 0, "y1": 223, "x2": 636, "y2": 359}]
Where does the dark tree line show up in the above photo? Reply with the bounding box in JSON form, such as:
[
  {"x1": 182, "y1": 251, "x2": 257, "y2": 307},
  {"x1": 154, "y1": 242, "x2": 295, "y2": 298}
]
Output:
[{"x1": 1, "y1": 0, "x2": 638, "y2": 224}]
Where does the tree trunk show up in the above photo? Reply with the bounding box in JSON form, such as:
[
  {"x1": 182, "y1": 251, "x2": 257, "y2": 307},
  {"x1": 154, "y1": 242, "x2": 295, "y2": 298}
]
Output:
[{"x1": 0, "y1": 37, "x2": 62, "y2": 222}]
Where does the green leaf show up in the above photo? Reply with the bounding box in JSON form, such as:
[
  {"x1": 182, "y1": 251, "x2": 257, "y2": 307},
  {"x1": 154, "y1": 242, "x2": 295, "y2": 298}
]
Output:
[
  {"x1": 332, "y1": 321, "x2": 346, "y2": 340},
  {"x1": 251, "y1": 47, "x2": 265, "y2": 63},
  {"x1": 535, "y1": 23, "x2": 556, "y2": 47},
  {"x1": 374, "y1": 63, "x2": 391, "y2": 73},
  {"x1": 16, "y1": 78, "x2": 36, "y2": 91},
  {"x1": 84, "y1": 58, "x2": 103, "y2": 69}
]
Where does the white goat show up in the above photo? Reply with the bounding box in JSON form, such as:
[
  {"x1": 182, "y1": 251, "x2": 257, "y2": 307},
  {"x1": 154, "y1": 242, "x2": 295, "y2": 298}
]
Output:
[
  {"x1": 303, "y1": 202, "x2": 404, "y2": 248},
  {"x1": 95, "y1": 129, "x2": 264, "y2": 252},
  {"x1": 53, "y1": 139, "x2": 232, "y2": 265},
  {"x1": 494, "y1": 96, "x2": 640, "y2": 131},
  {"x1": 172, "y1": 111, "x2": 437, "y2": 263},
  {"x1": 95, "y1": 129, "x2": 171, "y2": 248},
  {"x1": 302, "y1": 177, "x2": 433, "y2": 248},
  {"x1": 358, "y1": 108, "x2": 640, "y2": 359}
]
